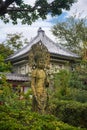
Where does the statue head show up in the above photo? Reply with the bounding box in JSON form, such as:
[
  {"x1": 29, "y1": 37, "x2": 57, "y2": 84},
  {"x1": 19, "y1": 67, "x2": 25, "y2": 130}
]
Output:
[
  {"x1": 34, "y1": 54, "x2": 45, "y2": 69},
  {"x1": 29, "y1": 42, "x2": 50, "y2": 69}
]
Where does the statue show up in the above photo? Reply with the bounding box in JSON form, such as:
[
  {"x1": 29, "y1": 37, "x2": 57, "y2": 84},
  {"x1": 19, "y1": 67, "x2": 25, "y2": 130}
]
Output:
[{"x1": 29, "y1": 42, "x2": 50, "y2": 113}]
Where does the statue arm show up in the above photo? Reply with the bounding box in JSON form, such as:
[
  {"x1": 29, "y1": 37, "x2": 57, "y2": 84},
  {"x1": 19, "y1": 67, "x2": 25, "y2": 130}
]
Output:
[
  {"x1": 31, "y1": 77, "x2": 36, "y2": 97},
  {"x1": 45, "y1": 72, "x2": 49, "y2": 88},
  {"x1": 31, "y1": 70, "x2": 37, "y2": 97}
]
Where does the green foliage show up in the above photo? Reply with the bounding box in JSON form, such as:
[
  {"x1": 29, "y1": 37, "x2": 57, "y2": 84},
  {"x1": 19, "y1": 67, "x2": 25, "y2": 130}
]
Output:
[
  {"x1": 0, "y1": 63, "x2": 87, "y2": 129},
  {"x1": 0, "y1": 0, "x2": 76, "y2": 24},
  {"x1": 0, "y1": 76, "x2": 86, "y2": 130},
  {"x1": 54, "y1": 70, "x2": 71, "y2": 96},
  {"x1": 0, "y1": 33, "x2": 28, "y2": 59},
  {"x1": 54, "y1": 70, "x2": 70, "y2": 87},
  {"x1": 69, "y1": 70, "x2": 86, "y2": 90},
  {"x1": 70, "y1": 60, "x2": 87, "y2": 90},
  {"x1": 48, "y1": 68, "x2": 87, "y2": 128},
  {"x1": 49, "y1": 100, "x2": 87, "y2": 128},
  {"x1": 0, "y1": 75, "x2": 32, "y2": 112},
  {"x1": 0, "y1": 43, "x2": 13, "y2": 59},
  {"x1": 67, "y1": 88, "x2": 87, "y2": 103},
  {"x1": 78, "y1": 60, "x2": 87, "y2": 87},
  {"x1": 0, "y1": 33, "x2": 28, "y2": 72},
  {"x1": 52, "y1": 14, "x2": 87, "y2": 55},
  {"x1": 4, "y1": 33, "x2": 28, "y2": 52},
  {"x1": 0, "y1": 105, "x2": 85, "y2": 130},
  {"x1": 0, "y1": 55, "x2": 12, "y2": 72},
  {"x1": 52, "y1": 69, "x2": 87, "y2": 103},
  {"x1": 49, "y1": 88, "x2": 87, "y2": 104}
]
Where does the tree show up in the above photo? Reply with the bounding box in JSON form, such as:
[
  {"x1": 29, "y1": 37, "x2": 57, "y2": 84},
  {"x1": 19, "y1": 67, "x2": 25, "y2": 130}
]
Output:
[
  {"x1": 0, "y1": 32, "x2": 28, "y2": 56},
  {"x1": 0, "y1": 43, "x2": 13, "y2": 59},
  {"x1": 0, "y1": 0, "x2": 76, "y2": 24},
  {"x1": 0, "y1": 55, "x2": 11, "y2": 72},
  {"x1": 0, "y1": 33, "x2": 28, "y2": 72},
  {"x1": 0, "y1": 33, "x2": 25, "y2": 58},
  {"x1": 52, "y1": 15, "x2": 87, "y2": 88},
  {"x1": 0, "y1": 33, "x2": 27, "y2": 69},
  {"x1": 52, "y1": 15, "x2": 87, "y2": 55},
  {"x1": 4, "y1": 33, "x2": 26, "y2": 52}
]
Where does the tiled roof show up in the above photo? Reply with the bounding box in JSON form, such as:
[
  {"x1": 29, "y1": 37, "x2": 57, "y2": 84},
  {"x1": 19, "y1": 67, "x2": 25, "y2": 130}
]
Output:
[
  {"x1": 0, "y1": 73, "x2": 29, "y2": 81},
  {"x1": 7, "y1": 27, "x2": 79, "y2": 61}
]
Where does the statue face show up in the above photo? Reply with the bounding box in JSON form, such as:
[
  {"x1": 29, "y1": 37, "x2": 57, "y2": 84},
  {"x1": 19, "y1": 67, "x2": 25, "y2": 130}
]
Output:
[{"x1": 37, "y1": 59, "x2": 45, "y2": 69}]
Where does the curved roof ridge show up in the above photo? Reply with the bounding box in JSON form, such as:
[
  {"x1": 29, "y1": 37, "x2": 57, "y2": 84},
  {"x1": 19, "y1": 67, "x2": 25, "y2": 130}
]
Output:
[
  {"x1": 44, "y1": 33, "x2": 79, "y2": 57},
  {"x1": 56, "y1": 43, "x2": 79, "y2": 57},
  {"x1": 44, "y1": 33, "x2": 59, "y2": 46},
  {"x1": 6, "y1": 28, "x2": 80, "y2": 61},
  {"x1": 6, "y1": 34, "x2": 39, "y2": 60}
]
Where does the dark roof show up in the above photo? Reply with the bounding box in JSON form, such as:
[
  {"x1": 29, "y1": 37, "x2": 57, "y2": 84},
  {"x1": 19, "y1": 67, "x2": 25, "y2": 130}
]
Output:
[
  {"x1": 6, "y1": 28, "x2": 80, "y2": 61},
  {"x1": 0, "y1": 73, "x2": 29, "y2": 82}
]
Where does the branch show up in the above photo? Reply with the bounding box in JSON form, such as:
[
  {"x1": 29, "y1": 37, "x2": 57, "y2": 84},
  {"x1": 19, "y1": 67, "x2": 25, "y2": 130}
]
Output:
[
  {"x1": 0, "y1": 0, "x2": 16, "y2": 15},
  {"x1": 7, "y1": 7, "x2": 33, "y2": 12}
]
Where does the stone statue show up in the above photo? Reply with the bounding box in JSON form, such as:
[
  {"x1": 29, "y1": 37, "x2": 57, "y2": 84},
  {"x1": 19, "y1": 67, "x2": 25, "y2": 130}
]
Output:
[
  {"x1": 29, "y1": 42, "x2": 50, "y2": 113},
  {"x1": 31, "y1": 58, "x2": 49, "y2": 113}
]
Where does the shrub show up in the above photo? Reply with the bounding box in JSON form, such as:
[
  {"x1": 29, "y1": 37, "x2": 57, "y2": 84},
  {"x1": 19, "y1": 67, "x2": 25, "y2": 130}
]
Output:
[
  {"x1": 69, "y1": 71, "x2": 87, "y2": 90},
  {"x1": 0, "y1": 105, "x2": 86, "y2": 130},
  {"x1": 49, "y1": 100, "x2": 87, "y2": 128},
  {"x1": 52, "y1": 70, "x2": 87, "y2": 103}
]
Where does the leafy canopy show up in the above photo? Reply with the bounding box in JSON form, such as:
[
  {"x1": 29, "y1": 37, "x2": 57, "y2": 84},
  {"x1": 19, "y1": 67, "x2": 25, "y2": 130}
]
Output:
[
  {"x1": 0, "y1": 0, "x2": 77, "y2": 24},
  {"x1": 4, "y1": 33, "x2": 28, "y2": 52},
  {"x1": 0, "y1": 33, "x2": 28, "y2": 72},
  {"x1": 0, "y1": 55, "x2": 11, "y2": 72},
  {"x1": 52, "y1": 14, "x2": 87, "y2": 55},
  {"x1": 0, "y1": 33, "x2": 28, "y2": 58}
]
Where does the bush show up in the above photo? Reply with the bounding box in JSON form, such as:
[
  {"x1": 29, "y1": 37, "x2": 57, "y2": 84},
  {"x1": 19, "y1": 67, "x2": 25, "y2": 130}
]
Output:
[
  {"x1": 53, "y1": 70, "x2": 87, "y2": 103},
  {"x1": 0, "y1": 105, "x2": 86, "y2": 130},
  {"x1": 52, "y1": 88, "x2": 87, "y2": 103},
  {"x1": 69, "y1": 71, "x2": 87, "y2": 90},
  {"x1": 49, "y1": 100, "x2": 87, "y2": 128},
  {"x1": 65, "y1": 88, "x2": 87, "y2": 103},
  {"x1": 0, "y1": 70, "x2": 87, "y2": 129}
]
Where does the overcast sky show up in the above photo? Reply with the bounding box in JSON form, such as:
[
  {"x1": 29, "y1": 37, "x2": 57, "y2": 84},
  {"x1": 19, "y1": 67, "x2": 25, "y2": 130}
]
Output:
[{"x1": 0, "y1": 0, "x2": 87, "y2": 43}]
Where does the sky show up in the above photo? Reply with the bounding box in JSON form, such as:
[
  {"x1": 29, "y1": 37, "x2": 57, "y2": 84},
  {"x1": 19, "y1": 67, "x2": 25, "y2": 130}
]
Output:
[{"x1": 0, "y1": 0, "x2": 87, "y2": 44}]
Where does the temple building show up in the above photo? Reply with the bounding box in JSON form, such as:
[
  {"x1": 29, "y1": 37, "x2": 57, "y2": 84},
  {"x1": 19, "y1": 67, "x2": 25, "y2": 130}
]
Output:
[
  {"x1": 5, "y1": 27, "x2": 80, "y2": 93},
  {"x1": 7, "y1": 28, "x2": 79, "y2": 74}
]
